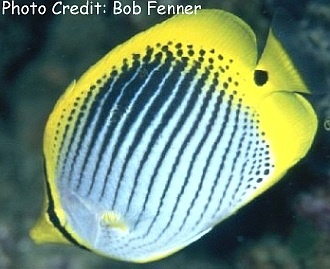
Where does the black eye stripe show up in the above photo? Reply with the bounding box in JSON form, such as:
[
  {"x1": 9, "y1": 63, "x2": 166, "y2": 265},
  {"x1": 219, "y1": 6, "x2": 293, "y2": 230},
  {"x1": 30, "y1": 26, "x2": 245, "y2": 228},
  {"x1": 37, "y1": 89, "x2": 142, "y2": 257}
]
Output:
[{"x1": 44, "y1": 160, "x2": 90, "y2": 251}]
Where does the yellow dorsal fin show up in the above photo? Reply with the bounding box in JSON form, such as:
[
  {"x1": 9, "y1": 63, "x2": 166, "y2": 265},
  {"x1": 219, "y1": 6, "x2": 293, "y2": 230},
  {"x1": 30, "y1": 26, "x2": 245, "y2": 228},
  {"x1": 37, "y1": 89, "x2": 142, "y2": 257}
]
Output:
[
  {"x1": 144, "y1": 10, "x2": 258, "y2": 67},
  {"x1": 76, "y1": 10, "x2": 258, "y2": 90}
]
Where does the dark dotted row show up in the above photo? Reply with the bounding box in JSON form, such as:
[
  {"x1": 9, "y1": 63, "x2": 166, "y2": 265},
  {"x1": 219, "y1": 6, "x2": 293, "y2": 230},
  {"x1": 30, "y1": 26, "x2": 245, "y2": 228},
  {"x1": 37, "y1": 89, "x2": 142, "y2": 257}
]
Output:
[
  {"x1": 152, "y1": 41, "x2": 240, "y2": 90},
  {"x1": 245, "y1": 120, "x2": 274, "y2": 190},
  {"x1": 55, "y1": 40, "x2": 243, "y2": 160}
]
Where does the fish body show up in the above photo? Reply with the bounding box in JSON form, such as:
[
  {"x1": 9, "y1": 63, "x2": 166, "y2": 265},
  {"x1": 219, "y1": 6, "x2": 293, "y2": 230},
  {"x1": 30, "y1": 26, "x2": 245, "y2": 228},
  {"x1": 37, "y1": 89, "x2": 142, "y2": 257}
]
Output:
[{"x1": 30, "y1": 9, "x2": 317, "y2": 262}]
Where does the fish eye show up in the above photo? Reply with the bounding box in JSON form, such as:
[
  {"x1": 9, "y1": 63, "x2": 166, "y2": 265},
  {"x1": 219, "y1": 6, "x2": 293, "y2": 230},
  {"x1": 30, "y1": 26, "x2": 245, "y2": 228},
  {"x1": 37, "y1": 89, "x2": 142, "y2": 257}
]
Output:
[{"x1": 254, "y1": 70, "x2": 268, "y2": 86}]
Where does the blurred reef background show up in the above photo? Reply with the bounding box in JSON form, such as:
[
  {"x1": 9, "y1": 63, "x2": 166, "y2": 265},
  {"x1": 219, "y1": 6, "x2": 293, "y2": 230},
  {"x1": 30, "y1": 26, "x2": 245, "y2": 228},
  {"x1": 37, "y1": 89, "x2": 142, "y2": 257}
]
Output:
[{"x1": 0, "y1": 0, "x2": 329, "y2": 268}]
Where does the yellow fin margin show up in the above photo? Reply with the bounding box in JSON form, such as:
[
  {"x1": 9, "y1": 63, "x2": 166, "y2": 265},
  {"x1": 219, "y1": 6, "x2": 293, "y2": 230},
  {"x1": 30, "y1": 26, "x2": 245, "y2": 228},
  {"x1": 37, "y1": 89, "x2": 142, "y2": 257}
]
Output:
[
  {"x1": 252, "y1": 91, "x2": 317, "y2": 200},
  {"x1": 66, "y1": 10, "x2": 259, "y2": 103}
]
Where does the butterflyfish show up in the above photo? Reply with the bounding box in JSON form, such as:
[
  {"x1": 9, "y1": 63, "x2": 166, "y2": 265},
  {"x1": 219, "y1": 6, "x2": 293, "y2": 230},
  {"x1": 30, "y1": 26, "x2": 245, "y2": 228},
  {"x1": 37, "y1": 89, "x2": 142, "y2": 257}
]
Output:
[{"x1": 30, "y1": 9, "x2": 317, "y2": 263}]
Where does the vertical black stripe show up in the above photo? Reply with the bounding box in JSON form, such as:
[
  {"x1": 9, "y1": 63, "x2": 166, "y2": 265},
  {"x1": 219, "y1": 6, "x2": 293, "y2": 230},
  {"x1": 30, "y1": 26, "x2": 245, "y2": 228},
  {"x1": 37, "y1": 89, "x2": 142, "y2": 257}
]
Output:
[
  {"x1": 64, "y1": 91, "x2": 97, "y2": 183},
  {"x1": 152, "y1": 69, "x2": 216, "y2": 241},
  {"x1": 124, "y1": 62, "x2": 190, "y2": 215},
  {"x1": 132, "y1": 63, "x2": 202, "y2": 230},
  {"x1": 66, "y1": 76, "x2": 118, "y2": 187},
  {"x1": 135, "y1": 67, "x2": 209, "y2": 238},
  {"x1": 100, "y1": 56, "x2": 165, "y2": 202},
  {"x1": 110, "y1": 52, "x2": 175, "y2": 208},
  {"x1": 192, "y1": 92, "x2": 234, "y2": 228},
  {"x1": 75, "y1": 64, "x2": 139, "y2": 187},
  {"x1": 229, "y1": 107, "x2": 251, "y2": 204},
  {"x1": 43, "y1": 161, "x2": 89, "y2": 251},
  {"x1": 59, "y1": 84, "x2": 98, "y2": 182},
  {"x1": 210, "y1": 98, "x2": 242, "y2": 219},
  {"x1": 121, "y1": 60, "x2": 187, "y2": 214},
  {"x1": 77, "y1": 61, "x2": 142, "y2": 192},
  {"x1": 78, "y1": 55, "x2": 159, "y2": 196},
  {"x1": 170, "y1": 86, "x2": 224, "y2": 238},
  {"x1": 214, "y1": 102, "x2": 244, "y2": 214}
]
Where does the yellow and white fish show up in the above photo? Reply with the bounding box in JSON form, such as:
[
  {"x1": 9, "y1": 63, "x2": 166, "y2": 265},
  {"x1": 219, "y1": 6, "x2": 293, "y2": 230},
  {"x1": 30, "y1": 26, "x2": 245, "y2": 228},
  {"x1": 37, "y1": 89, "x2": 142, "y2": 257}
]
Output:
[{"x1": 30, "y1": 9, "x2": 317, "y2": 263}]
